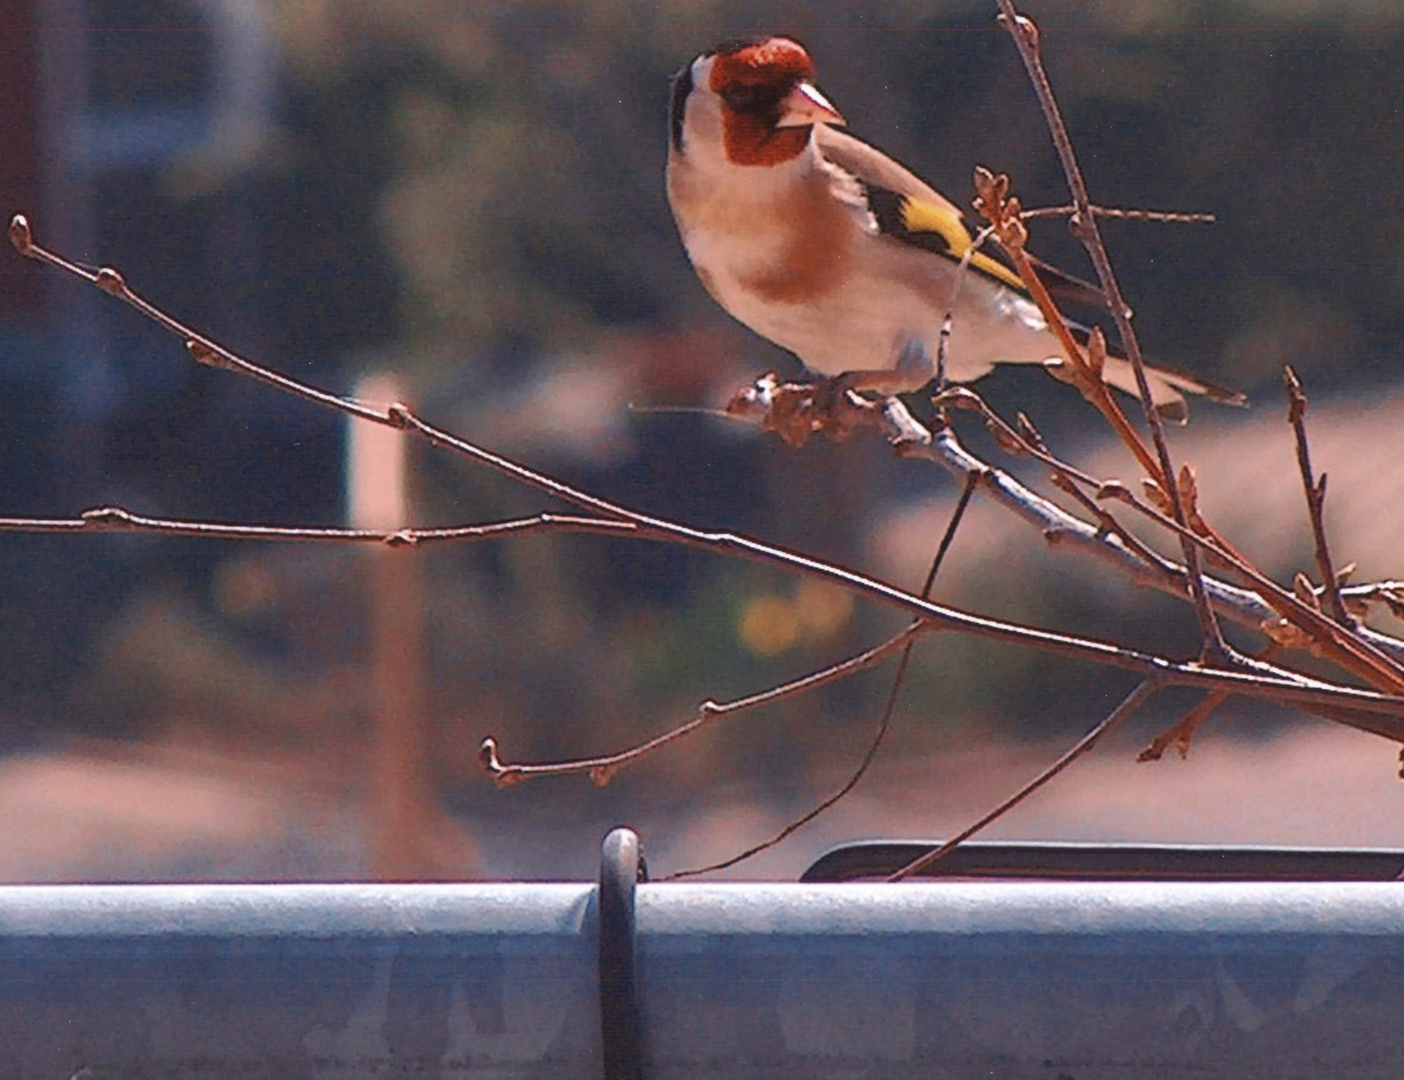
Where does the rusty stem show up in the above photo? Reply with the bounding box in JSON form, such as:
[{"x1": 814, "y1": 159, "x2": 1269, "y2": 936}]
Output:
[
  {"x1": 1284, "y1": 366, "x2": 1350, "y2": 625},
  {"x1": 991, "y1": 5, "x2": 1229, "y2": 663}
]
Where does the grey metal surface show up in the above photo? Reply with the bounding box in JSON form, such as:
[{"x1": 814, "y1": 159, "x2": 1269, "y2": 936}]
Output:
[
  {"x1": 801, "y1": 839, "x2": 1404, "y2": 881},
  {"x1": 3, "y1": 876, "x2": 1404, "y2": 1078},
  {"x1": 639, "y1": 882, "x2": 1404, "y2": 1079},
  {"x1": 3, "y1": 883, "x2": 601, "y2": 1078}
]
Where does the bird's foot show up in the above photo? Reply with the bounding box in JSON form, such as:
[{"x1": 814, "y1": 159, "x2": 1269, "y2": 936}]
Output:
[{"x1": 726, "y1": 372, "x2": 878, "y2": 448}]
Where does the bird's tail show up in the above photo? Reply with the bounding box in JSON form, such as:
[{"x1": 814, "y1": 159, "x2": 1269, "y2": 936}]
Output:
[{"x1": 1097, "y1": 351, "x2": 1247, "y2": 423}]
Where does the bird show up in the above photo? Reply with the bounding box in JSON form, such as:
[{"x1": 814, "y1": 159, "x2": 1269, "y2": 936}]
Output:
[{"x1": 665, "y1": 35, "x2": 1242, "y2": 420}]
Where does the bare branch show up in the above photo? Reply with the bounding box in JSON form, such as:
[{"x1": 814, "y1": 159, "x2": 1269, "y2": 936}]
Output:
[
  {"x1": 661, "y1": 472, "x2": 982, "y2": 880},
  {"x1": 0, "y1": 506, "x2": 638, "y2": 546},
  {"x1": 1285, "y1": 366, "x2": 1350, "y2": 625},
  {"x1": 931, "y1": 385, "x2": 1404, "y2": 674},
  {"x1": 13, "y1": 215, "x2": 1404, "y2": 750},
  {"x1": 1021, "y1": 204, "x2": 1217, "y2": 225},
  {"x1": 937, "y1": 380, "x2": 1404, "y2": 693},
  {"x1": 730, "y1": 378, "x2": 1404, "y2": 744},
  {"x1": 1098, "y1": 480, "x2": 1404, "y2": 695},
  {"x1": 888, "y1": 677, "x2": 1161, "y2": 880},
  {"x1": 1139, "y1": 691, "x2": 1231, "y2": 763},
  {"x1": 479, "y1": 622, "x2": 926, "y2": 788},
  {"x1": 969, "y1": 168, "x2": 1161, "y2": 482},
  {"x1": 991, "y1": 7, "x2": 1230, "y2": 663}
]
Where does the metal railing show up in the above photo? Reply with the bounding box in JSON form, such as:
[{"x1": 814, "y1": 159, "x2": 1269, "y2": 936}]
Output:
[{"x1": 7, "y1": 830, "x2": 1404, "y2": 1078}]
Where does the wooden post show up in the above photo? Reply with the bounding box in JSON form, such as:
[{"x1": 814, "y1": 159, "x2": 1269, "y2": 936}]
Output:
[{"x1": 348, "y1": 373, "x2": 431, "y2": 880}]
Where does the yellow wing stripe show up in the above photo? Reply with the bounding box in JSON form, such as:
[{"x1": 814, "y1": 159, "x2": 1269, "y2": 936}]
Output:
[{"x1": 899, "y1": 196, "x2": 1026, "y2": 292}]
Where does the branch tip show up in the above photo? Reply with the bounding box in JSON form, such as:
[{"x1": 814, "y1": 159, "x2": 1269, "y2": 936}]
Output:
[
  {"x1": 1177, "y1": 462, "x2": 1199, "y2": 507},
  {"x1": 996, "y1": 11, "x2": 1040, "y2": 51},
  {"x1": 478, "y1": 737, "x2": 526, "y2": 787},
  {"x1": 1284, "y1": 365, "x2": 1307, "y2": 422},
  {"x1": 1086, "y1": 327, "x2": 1107, "y2": 379},
  {"x1": 1015, "y1": 412, "x2": 1047, "y2": 451},
  {"x1": 8, "y1": 214, "x2": 33, "y2": 256}
]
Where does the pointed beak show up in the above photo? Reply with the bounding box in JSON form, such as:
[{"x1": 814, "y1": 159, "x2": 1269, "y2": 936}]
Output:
[{"x1": 775, "y1": 81, "x2": 845, "y2": 128}]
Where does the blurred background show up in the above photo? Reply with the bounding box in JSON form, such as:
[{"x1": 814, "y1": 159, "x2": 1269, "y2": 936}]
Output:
[{"x1": 2, "y1": 0, "x2": 1404, "y2": 882}]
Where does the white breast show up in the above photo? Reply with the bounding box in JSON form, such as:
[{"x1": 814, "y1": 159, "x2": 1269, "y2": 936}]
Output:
[{"x1": 669, "y1": 124, "x2": 1058, "y2": 384}]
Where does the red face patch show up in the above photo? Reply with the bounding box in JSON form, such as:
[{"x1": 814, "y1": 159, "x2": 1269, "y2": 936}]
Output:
[
  {"x1": 709, "y1": 37, "x2": 816, "y2": 167},
  {"x1": 709, "y1": 37, "x2": 814, "y2": 94}
]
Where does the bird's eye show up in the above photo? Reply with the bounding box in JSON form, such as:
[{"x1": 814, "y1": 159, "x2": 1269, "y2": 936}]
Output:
[
  {"x1": 722, "y1": 82, "x2": 786, "y2": 116},
  {"x1": 722, "y1": 84, "x2": 759, "y2": 111}
]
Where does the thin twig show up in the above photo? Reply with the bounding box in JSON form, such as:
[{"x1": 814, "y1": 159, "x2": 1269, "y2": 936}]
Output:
[
  {"x1": 938, "y1": 374, "x2": 1404, "y2": 693},
  {"x1": 935, "y1": 384, "x2": 1404, "y2": 687},
  {"x1": 970, "y1": 168, "x2": 1161, "y2": 482},
  {"x1": 1138, "y1": 692, "x2": 1229, "y2": 762},
  {"x1": 934, "y1": 385, "x2": 1179, "y2": 581},
  {"x1": 1284, "y1": 365, "x2": 1350, "y2": 625},
  {"x1": 479, "y1": 623, "x2": 927, "y2": 786},
  {"x1": 1342, "y1": 582, "x2": 1404, "y2": 624},
  {"x1": 1022, "y1": 204, "x2": 1216, "y2": 225},
  {"x1": 13, "y1": 215, "x2": 1404, "y2": 734},
  {"x1": 0, "y1": 506, "x2": 639, "y2": 545},
  {"x1": 1046, "y1": 471, "x2": 1177, "y2": 579},
  {"x1": 661, "y1": 471, "x2": 982, "y2": 879},
  {"x1": 1138, "y1": 642, "x2": 1285, "y2": 762},
  {"x1": 991, "y1": 7, "x2": 1230, "y2": 663},
  {"x1": 737, "y1": 382, "x2": 1404, "y2": 736},
  {"x1": 1098, "y1": 481, "x2": 1404, "y2": 695},
  {"x1": 887, "y1": 676, "x2": 1160, "y2": 880},
  {"x1": 8, "y1": 217, "x2": 387, "y2": 426}
]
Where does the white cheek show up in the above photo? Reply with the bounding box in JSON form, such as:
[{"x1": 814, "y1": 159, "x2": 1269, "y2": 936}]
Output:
[{"x1": 680, "y1": 83, "x2": 728, "y2": 170}]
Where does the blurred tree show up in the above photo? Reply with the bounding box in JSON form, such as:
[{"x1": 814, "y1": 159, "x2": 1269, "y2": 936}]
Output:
[{"x1": 5, "y1": 0, "x2": 1404, "y2": 878}]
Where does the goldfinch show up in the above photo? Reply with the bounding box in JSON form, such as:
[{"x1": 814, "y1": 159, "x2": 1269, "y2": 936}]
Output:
[{"x1": 666, "y1": 35, "x2": 1242, "y2": 419}]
